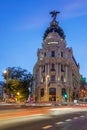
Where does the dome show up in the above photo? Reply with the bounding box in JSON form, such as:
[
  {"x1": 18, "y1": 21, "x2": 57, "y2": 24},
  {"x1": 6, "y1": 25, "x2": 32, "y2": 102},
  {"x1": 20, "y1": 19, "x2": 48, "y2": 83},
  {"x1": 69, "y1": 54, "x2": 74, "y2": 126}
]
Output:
[{"x1": 43, "y1": 11, "x2": 65, "y2": 40}]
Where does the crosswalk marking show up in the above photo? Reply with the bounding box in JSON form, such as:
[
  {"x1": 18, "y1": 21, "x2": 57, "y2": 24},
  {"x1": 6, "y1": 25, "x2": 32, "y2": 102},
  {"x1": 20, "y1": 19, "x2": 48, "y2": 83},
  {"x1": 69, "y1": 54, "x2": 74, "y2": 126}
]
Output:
[
  {"x1": 80, "y1": 115, "x2": 84, "y2": 118},
  {"x1": 56, "y1": 122, "x2": 64, "y2": 125},
  {"x1": 42, "y1": 115, "x2": 86, "y2": 129},
  {"x1": 65, "y1": 119, "x2": 72, "y2": 122},
  {"x1": 73, "y1": 117, "x2": 79, "y2": 119},
  {"x1": 42, "y1": 125, "x2": 53, "y2": 129}
]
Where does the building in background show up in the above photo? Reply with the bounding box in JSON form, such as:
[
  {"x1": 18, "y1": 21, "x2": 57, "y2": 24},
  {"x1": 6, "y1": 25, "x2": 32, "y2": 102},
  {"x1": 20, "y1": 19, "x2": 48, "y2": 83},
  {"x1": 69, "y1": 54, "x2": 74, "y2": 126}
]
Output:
[
  {"x1": 33, "y1": 11, "x2": 81, "y2": 102},
  {"x1": 79, "y1": 76, "x2": 87, "y2": 98},
  {"x1": 0, "y1": 81, "x2": 4, "y2": 100}
]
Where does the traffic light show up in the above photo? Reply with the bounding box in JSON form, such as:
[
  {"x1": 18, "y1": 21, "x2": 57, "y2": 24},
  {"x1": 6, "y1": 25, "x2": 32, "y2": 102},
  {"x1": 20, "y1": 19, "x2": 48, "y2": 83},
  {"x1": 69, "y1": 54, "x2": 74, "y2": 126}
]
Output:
[
  {"x1": 63, "y1": 93, "x2": 68, "y2": 98},
  {"x1": 62, "y1": 88, "x2": 68, "y2": 99}
]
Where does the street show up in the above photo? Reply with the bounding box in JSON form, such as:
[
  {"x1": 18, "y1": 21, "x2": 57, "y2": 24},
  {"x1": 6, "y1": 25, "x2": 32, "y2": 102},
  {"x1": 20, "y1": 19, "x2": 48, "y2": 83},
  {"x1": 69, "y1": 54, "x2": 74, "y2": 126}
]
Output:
[{"x1": 0, "y1": 104, "x2": 87, "y2": 130}]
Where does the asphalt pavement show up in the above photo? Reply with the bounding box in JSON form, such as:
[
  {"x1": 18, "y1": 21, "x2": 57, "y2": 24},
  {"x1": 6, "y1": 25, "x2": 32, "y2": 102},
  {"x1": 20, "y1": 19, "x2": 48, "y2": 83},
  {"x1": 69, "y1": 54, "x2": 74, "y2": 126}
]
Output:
[
  {"x1": 0, "y1": 109, "x2": 87, "y2": 130},
  {"x1": 0, "y1": 102, "x2": 87, "y2": 130}
]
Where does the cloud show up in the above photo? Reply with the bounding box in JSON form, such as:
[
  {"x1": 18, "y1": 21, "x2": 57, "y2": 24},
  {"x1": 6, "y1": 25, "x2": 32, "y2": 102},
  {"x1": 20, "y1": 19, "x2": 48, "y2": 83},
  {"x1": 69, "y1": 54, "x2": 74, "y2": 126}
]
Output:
[
  {"x1": 61, "y1": 0, "x2": 87, "y2": 19},
  {"x1": 65, "y1": 0, "x2": 87, "y2": 11},
  {"x1": 12, "y1": 14, "x2": 49, "y2": 31}
]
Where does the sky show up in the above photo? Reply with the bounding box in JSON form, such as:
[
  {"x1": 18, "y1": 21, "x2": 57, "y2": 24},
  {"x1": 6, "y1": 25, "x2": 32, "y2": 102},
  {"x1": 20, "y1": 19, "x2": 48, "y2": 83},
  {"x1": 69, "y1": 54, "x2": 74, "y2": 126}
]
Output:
[{"x1": 0, "y1": 0, "x2": 87, "y2": 81}]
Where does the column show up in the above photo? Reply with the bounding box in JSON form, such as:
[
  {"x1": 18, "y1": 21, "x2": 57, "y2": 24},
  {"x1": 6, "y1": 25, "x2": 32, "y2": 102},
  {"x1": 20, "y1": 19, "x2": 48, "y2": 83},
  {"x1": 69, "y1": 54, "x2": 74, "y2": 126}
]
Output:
[
  {"x1": 58, "y1": 63, "x2": 61, "y2": 81},
  {"x1": 39, "y1": 66, "x2": 42, "y2": 82},
  {"x1": 69, "y1": 67, "x2": 72, "y2": 83},
  {"x1": 48, "y1": 63, "x2": 50, "y2": 75},
  {"x1": 65, "y1": 65, "x2": 68, "y2": 82},
  {"x1": 45, "y1": 75, "x2": 50, "y2": 101},
  {"x1": 56, "y1": 63, "x2": 58, "y2": 81},
  {"x1": 44, "y1": 64, "x2": 46, "y2": 78}
]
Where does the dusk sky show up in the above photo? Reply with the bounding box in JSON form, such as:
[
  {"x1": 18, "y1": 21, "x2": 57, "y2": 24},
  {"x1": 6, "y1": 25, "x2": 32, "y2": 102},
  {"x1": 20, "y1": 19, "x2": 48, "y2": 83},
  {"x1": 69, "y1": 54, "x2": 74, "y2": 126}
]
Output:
[{"x1": 0, "y1": 0, "x2": 87, "y2": 81}]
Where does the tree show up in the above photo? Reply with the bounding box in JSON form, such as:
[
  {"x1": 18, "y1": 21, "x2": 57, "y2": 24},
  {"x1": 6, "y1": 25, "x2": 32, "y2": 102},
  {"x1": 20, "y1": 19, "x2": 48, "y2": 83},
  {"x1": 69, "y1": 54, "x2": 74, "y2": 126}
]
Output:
[{"x1": 3, "y1": 67, "x2": 33, "y2": 102}]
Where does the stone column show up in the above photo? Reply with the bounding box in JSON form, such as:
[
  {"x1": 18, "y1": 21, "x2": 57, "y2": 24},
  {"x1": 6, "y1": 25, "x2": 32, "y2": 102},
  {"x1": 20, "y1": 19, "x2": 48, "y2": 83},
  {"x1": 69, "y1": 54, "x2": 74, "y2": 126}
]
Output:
[
  {"x1": 69, "y1": 67, "x2": 72, "y2": 83},
  {"x1": 56, "y1": 63, "x2": 58, "y2": 81},
  {"x1": 48, "y1": 63, "x2": 50, "y2": 75},
  {"x1": 65, "y1": 65, "x2": 68, "y2": 82},
  {"x1": 38, "y1": 87, "x2": 40, "y2": 102},
  {"x1": 44, "y1": 75, "x2": 50, "y2": 102},
  {"x1": 56, "y1": 86, "x2": 61, "y2": 102},
  {"x1": 39, "y1": 66, "x2": 42, "y2": 82},
  {"x1": 58, "y1": 63, "x2": 61, "y2": 81}
]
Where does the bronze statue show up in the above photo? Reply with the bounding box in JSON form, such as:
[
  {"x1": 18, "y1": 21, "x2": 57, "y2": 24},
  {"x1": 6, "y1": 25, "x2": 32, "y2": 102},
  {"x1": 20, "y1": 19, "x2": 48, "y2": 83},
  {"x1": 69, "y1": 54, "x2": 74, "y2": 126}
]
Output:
[{"x1": 50, "y1": 11, "x2": 60, "y2": 21}]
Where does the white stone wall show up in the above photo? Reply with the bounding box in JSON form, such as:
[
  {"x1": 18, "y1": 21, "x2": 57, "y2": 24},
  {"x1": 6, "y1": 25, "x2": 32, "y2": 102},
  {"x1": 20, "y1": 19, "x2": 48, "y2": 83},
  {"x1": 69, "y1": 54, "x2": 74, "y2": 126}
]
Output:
[{"x1": 33, "y1": 20, "x2": 80, "y2": 102}]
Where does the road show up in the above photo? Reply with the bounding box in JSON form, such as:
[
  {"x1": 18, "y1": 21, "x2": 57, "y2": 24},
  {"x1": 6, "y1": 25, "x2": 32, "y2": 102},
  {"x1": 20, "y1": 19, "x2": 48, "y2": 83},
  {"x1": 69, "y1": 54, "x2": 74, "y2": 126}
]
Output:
[{"x1": 0, "y1": 106, "x2": 87, "y2": 130}]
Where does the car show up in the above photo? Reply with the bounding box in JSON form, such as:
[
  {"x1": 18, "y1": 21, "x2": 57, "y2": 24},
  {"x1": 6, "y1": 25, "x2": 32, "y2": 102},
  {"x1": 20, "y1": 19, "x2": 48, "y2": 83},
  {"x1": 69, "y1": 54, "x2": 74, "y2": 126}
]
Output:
[
  {"x1": 6, "y1": 98, "x2": 16, "y2": 103},
  {"x1": 78, "y1": 98, "x2": 87, "y2": 104}
]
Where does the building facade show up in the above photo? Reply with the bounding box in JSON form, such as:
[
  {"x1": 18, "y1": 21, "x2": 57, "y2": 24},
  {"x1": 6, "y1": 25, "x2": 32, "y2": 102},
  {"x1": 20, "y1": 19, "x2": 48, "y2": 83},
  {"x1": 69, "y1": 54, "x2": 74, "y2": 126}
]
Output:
[
  {"x1": 33, "y1": 11, "x2": 81, "y2": 102},
  {"x1": 79, "y1": 76, "x2": 87, "y2": 98},
  {"x1": 0, "y1": 81, "x2": 4, "y2": 99}
]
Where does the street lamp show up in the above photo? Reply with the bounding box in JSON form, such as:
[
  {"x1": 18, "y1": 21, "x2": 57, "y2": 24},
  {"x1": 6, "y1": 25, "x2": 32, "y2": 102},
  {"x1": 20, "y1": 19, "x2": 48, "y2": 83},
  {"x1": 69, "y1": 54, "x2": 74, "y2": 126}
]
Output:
[
  {"x1": 4, "y1": 70, "x2": 7, "y2": 74},
  {"x1": 3, "y1": 70, "x2": 9, "y2": 101},
  {"x1": 16, "y1": 92, "x2": 20, "y2": 102},
  {"x1": 17, "y1": 92, "x2": 20, "y2": 96},
  {"x1": 45, "y1": 75, "x2": 50, "y2": 102},
  {"x1": 3, "y1": 70, "x2": 9, "y2": 81}
]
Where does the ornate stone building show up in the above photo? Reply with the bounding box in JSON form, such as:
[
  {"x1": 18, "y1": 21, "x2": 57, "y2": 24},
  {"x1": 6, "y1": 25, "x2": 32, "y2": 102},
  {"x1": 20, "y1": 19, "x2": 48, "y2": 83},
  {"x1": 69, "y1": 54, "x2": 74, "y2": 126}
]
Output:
[{"x1": 33, "y1": 11, "x2": 81, "y2": 102}]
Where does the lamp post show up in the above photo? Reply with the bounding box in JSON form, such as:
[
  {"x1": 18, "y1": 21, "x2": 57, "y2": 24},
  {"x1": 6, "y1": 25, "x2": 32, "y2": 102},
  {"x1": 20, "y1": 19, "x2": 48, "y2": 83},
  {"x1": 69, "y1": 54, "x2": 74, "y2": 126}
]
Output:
[
  {"x1": 3, "y1": 70, "x2": 9, "y2": 101},
  {"x1": 3, "y1": 70, "x2": 9, "y2": 91},
  {"x1": 17, "y1": 92, "x2": 20, "y2": 96},
  {"x1": 28, "y1": 87, "x2": 31, "y2": 102},
  {"x1": 45, "y1": 75, "x2": 50, "y2": 102},
  {"x1": 3, "y1": 70, "x2": 8, "y2": 80},
  {"x1": 16, "y1": 92, "x2": 20, "y2": 102}
]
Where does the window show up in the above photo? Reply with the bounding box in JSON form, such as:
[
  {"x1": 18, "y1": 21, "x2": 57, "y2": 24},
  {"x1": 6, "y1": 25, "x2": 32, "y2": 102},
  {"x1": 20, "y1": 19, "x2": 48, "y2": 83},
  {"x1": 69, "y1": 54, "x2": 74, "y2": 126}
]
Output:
[
  {"x1": 51, "y1": 63, "x2": 55, "y2": 71},
  {"x1": 61, "y1": 64, "x2": 64, "y2": 72},
  {"x1": 49, "y1": 88, "x2": 56, "y2": 95},
  {"x1": 51, "y1": 51, "x2": 55, "y2": 57},
  {"x1": 61, "y1": 76, "x2": 64, "y2": 82},
  {"x1": 61, "y1": 88, "x2": 66, "y2": 96},
  {"x1": 52, "y1": 63, "x2": 54, "y2": 69},
  {"x1": 51, "y1": 75, "x2": 55, "y2": 82},
  {"x1": 43, "y1": 65, "x2": 45, "y2": 72},
  {"x1": 44, "y1": 52, "x2": 46, "y2": 57},
  {"x1": 41, "y1": 88, "x2": 44, "y2": 97},
  {"x1": 43, "y1": 76, "x2": 45, "y2": 82},
  {"x1": 61, "y1": 52, "x2": 63, "y2": 57}
]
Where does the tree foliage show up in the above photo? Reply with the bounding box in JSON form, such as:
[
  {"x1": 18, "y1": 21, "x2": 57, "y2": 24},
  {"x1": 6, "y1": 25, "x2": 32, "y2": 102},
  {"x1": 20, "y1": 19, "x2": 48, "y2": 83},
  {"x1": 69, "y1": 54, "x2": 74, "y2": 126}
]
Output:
[{"x1": 3, "y1": 67, "x2": 33, "y2": 102}]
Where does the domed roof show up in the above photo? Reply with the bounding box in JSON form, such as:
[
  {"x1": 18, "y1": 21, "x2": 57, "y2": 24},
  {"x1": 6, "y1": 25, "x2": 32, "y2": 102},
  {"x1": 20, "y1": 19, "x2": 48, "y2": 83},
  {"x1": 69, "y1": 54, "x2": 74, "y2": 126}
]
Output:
[{"x1": 43, "y1": 11, "x2": 65, "y2": 40}]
